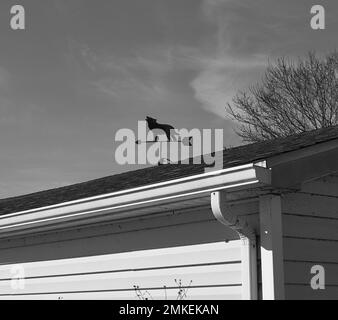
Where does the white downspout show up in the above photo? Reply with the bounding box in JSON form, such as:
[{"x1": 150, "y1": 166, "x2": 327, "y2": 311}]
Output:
[{"x1": 211, "y1": 191, "x2": 257, "y2": 300}]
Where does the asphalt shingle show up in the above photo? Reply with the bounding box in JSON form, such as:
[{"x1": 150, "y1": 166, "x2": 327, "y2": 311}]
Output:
[{"x1": 1, "y1": 125, "x2": 338, "y2": 215}]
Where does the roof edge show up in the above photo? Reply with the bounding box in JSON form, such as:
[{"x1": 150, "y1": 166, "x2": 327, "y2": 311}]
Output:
[{"x1": 0, "y1": 162, "x2": 271, "y2": 237}]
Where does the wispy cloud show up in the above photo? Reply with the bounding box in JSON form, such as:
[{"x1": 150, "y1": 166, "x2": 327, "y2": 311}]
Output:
[
  {"x1": 66, "y1": 41, "x2": 180, "y2": 109},
  {"x1": 190, "y1": 54, "x2": 267, "y2": 117},
  {"x1": 68, "y1": 37, "x2": 267, "y2": 118},
  {"x1": 187, "y1": 0, "x2": 276, "y2": 117}
]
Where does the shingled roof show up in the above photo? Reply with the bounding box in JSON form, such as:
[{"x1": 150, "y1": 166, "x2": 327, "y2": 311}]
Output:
[{"x1": 1, "y1": 125, "x2": 338, "y2": 216}]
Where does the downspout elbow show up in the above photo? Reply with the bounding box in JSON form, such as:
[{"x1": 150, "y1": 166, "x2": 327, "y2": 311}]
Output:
[
  {"x1": 211, "y1": 191, "x2": 256, "y2": 242},
  {"x1": 211, "y1": 190, "x2": 257, "y2": 300}
]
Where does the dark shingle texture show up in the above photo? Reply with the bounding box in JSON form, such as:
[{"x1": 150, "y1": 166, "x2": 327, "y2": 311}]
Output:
[{"x1": 1, "y1": 126, "x2": 338, "y2": 215}]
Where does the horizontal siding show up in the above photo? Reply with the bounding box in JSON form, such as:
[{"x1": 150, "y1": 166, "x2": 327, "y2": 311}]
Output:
[
  {"x1": 0, "y1": 241, "x2": 241, "y2": 277},
  {"x1": 0, "y1": 264, "x2": 241, "y2": 295},
  {"x1": 0, "y1": 241, "x2": 243, "y2": 300},
  {"x1": 0, "y1": 219, "x2": 239, "y2": 265},
  {"x1": 0, "y1": 202, "x2": 259, "y2": 300},
  {"x1": 284, "y1": 261, "x2": 338, "y2": 285},
  {"x1": 0, "y1": 207, "x2": 216, "y2": 250},
  {"x1": 282, "y1": 193, "x2": 338, "y2": 218},
  {"x1": 301, "y1": 175, "x2": 338, "y2": 197},
  {"x1": 228, "y1": 201, "x2": 259, "y2": 217},
  {"x1": 283, "y1": 234, "x2": 338, "y2": 263},
  {"x1": 283, "y1": 214, "x2": 338, "y2": 241},
  {"x1": 0, "y1": 203, "x2": 258, "y2": 250},
  {"x1": 282, "y1": 189, "x2": 338, "y2": 299},
  {"x1": 285, "y1": 285, "x2": 338, "y2": 300},
  {"x1": 0, "y1": 286, "x2": 242, "y2": 300}
]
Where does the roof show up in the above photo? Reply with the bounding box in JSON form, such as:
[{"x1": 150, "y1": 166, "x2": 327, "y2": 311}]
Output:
[{"x1": 1, "y1": 125, "x2": 338, "y2": 216}]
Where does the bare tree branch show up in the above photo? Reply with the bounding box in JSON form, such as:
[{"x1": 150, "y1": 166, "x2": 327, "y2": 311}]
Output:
[{"x1": 226, "y1": 51, "x2": 338, "y2": 142}]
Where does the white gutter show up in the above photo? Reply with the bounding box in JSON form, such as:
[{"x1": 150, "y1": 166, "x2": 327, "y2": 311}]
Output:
[
  {"x1": 211, "y1": 191, "x2": 258, "y2": 300},
  {"x1": 0, "y1": 163, "x2": 271, "y2": 235}
]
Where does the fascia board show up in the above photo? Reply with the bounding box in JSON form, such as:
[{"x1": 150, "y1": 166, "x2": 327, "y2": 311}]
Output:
[{"x1": 0, "y1": 163, "x2": 271, "y2": 235}]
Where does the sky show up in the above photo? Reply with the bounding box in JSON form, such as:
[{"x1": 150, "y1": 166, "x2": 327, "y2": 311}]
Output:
[{"x1": 0, "y1": 0, "x2": 337, "y2": 198}]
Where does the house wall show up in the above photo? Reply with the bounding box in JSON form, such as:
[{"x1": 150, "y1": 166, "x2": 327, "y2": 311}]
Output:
[
  {"x1": 281, "y1": 175, "x2": 338, "y2": 299},
  {"x1": 0, "y1": 199, "x2": 263, "y2": 300},
  {"x1": 0, "y1": 205, "x2": 253, "y2": 299},
  {"x1": 0, "y1": 206, "x2": 239, "y2": 264},
  {"x1": 9, "y1": 181, "x2": 338, "y2": 300},
  {"x1": 0, "y1": 240, "x2": 243, "y2": 300}
]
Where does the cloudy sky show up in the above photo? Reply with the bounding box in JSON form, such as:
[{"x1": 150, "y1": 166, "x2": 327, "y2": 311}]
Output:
[{"x1": 0, "y1": 0, "x2": 337, "y2": 198}]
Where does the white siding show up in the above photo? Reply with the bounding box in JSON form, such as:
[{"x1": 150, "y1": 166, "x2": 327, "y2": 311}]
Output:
[
  {"x1": 0, "y1": 207, "x2": 239, "y2": 263},
  {"x1": 0, "y1": 241, "x2": 243, "y2": 300},
  {"x1": 0, "y1": 207, "x2": 252, "y2": 300}
]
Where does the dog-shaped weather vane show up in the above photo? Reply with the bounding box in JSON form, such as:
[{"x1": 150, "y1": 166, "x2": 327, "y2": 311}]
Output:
[{"x1": 135, "y1": 116, "x2": 192, "y2": 146}]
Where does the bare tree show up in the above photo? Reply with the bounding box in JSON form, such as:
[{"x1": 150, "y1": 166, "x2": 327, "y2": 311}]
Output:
[{"x1": 226, "y1": 52, "x2": 338, "y2": 142}]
